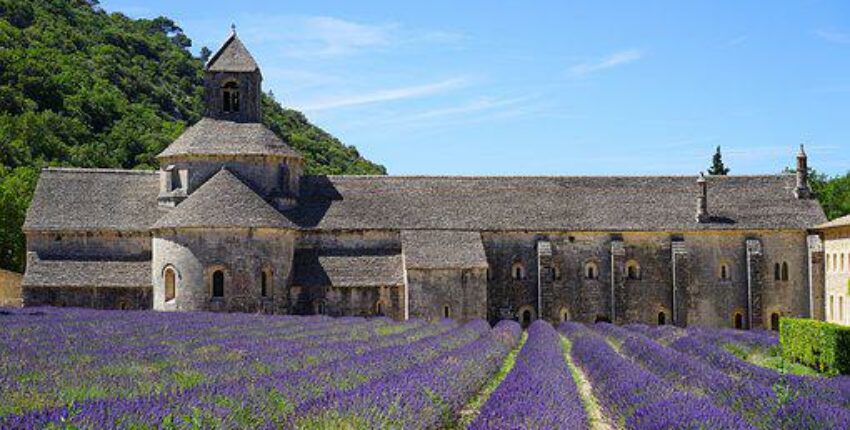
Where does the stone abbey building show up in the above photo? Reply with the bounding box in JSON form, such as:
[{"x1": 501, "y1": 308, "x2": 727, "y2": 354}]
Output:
[{"x1": 22, "y1": 31, "x2": 829, "y2": 329}]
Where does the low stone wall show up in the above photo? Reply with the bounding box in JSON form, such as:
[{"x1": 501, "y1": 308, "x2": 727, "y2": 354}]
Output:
[{"x1": 0, "y1": 269, "x2": 23, "y2": 308}]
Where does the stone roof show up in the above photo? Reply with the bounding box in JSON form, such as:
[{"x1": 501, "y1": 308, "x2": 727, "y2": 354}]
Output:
[
  {"x1": 22, "y1": 254, "x2": 150, "y2": 288},
  {"x1": 206, "y1": 32, "x2": 259, "y2": 73},
  {"x1": 402, "y1": 230, "x2": 488, "y2": 269},
  {"x1": 23, "y1": 168, "x2": 164, "y2": 232},
  {"x1": 26, "y1": 170, "x2": 827, "y2": 234},
  {"x1": 288, "y1": 174, "x2": 826, "y2": 231},
  {"x1": 158, "y1": 118, "x2": 301, "y2": 159},
  {"x1": 292, "y1": 250, "x2": 403, "y2": 287},
  {"x1": 153, "y1": 169, "x2": 294, "y2": 230},
  {"x1": 815, "y1": 214, "x2": 850, "y2": 230}
]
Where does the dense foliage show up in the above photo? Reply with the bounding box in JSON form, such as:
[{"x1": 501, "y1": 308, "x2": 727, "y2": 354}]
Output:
[
  {"x1": 781, "y1": 317, "x2": 850, "y2": 376},
  {"x1": 0, "y1": 0, "x2": 385, "y2": 273},
  {"x1": 811, "y1": 171, "x2": 850, "y2": 221}
]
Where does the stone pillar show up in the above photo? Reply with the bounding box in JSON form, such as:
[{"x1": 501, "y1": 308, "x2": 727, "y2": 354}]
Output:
[
  {"x1": 671, "y1": 239, "x2": 689, "y2": 327},
  {"x1": 537, "y1": 240, "x2": 554, "y2": 322},
  {"x1": 746, "y1": 239, "x2": 765, "y2": 329},
  {"x1": 610, "y1": 238, "x2": 625, "y2": 324},
  {"x1": 808, "y1": 234, "x2": 825, "y2": 320}
]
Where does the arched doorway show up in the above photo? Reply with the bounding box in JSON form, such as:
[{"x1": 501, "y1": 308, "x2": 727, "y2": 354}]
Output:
[
  {"x1": 559, "y1": 307, "x2": 570, "y2": 323},
  {"x1": 770, "y1": 313, "x2": 780, "y2": 331},
  {"x1": 517, "y1": 305, "x2": 535, "y2": 328},
  {"x1": 594, "y1": 315, "x2": 611, "y2": 323},
  {"x1": 734, "y1": 312, "x2": 744, "y2": 330},
  {"x1": 657, "y1": 311, "x2": 667, "y2": 326}
]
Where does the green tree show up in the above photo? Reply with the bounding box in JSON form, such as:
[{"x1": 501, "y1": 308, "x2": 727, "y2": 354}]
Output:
[
  {"x1": 708, "y1": 145, "x2": 730, "y2": 175},
  {"x1": 0, "y1": 0, "x2": 386, "y2": 272}
]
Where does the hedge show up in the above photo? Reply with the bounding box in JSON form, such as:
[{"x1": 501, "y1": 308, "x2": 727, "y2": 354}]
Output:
[{"x1": 780, "y1": 317, "x2": 850, "y2": 375}]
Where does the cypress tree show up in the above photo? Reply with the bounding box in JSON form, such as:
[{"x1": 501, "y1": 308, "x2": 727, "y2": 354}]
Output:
[{"x1": 708, "y1": 146, "x2": 730, "y2": 175}]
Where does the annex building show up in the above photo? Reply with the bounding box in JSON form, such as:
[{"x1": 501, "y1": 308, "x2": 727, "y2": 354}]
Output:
[{"x1": 21, "y1": 31, "x2": 829, "y2": 329}]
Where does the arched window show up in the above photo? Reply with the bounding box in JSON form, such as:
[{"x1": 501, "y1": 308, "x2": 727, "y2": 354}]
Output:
[
  {"x1": 375, "y1": 300, "x2": 387, "y2": 316},
  {"x1": 118, "y1": 301, "x2": 130, "y2": 310},
  {"x1": 842, "y1": 254, "x2": 846, "y2": 272},
  {"x1": 770, "y1": 312, "x2": 780, "y2": 331},
  {"x1": 733, "y1": 312, "x2": 744, "y2": 330},
  {"x1": 511, "y1": 262, "x2": 526, "y2": 281},
  {"x1": 781, "y1": 262, "x2": 789, "y2": 281},
  {"x1": 585, "y1": 262, "x2": 598, "y2": 280},
  {"x1": 774, "y1": 263, "x2": 781, "y2": 280},
  {"x1": 830, "y1": 295, "x2": 835, "y2": 321},
  {"x1": 559, "y1": 307, "x2": 570, "y2": 323},
  {"x1": 657, "y1": 311, "x2": 667, "y2": 326},
  {"x1": 315, "y1": 300, "x2": 326, "y2": 315},
  {"x1": 626, "y1": 260, "x2": 641, "y2": 280},
  {"x1": 841, "y1": 296, "x2": 845, "y2": 322},
  {"x1": 164, "y1": 266, "x2": 177, "y2": 302},
  {"x1": 443, "y1": 305, "x2": 451, "y2": 319},
  {"x1": 720, "y1": 264, "x2": 729, "y2": 281},
  {"x1": 222, "y1": 81, "x2": 240, "y2": 113},
  {"x1": 212, "y1": 270, "x2": 224, "y2": 298},
  {"x1": 260, "y1": 268, "x2": 272, "y2": 298}
]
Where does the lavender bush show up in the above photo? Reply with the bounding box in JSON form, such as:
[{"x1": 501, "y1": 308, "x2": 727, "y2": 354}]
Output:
[
  {"x1": 469, "y1": 320, "x2": 587, "y2": 429},
  {"x1": 562, "y1": 322, "x2": 753, "y2": 430},
  {"x1": 290, "y1": 319, "x2": 522, "y2": 429}
]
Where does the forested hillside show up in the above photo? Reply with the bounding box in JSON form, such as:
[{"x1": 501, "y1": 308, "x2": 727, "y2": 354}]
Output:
[{"x1": 0, "y1": 0, "x2": 385, "y2": 272}]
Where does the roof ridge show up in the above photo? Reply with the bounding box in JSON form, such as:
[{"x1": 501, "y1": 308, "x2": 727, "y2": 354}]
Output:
[
  {"x1": 44, "y1": 167, "x2": 157, "y2": 175},
  {"x1": 309, "y1": 173, "x2": 791, "y2": 180}
]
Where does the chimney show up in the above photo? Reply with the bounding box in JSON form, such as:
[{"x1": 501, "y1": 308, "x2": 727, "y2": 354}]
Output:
[
  {"x1": 795, "y1": 144, "x2": 812, "y2": 199},
  {"x1": 696, "y1": 172, "x2": 710, "y2": 223}
]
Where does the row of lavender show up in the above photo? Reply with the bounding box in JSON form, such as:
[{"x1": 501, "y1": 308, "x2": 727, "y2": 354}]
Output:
[
  {"x1": 585, "y1": 322, "x2": 850, "y2": 429},
  {"x1": 470, "y1": 320, "x2": 588, "y2": 429},
  {"x1": 562, "y1": 322, "x2": 753, "y2": 429},
  {"x1": 0, "y1": 308, "x2": 522, "y2": 429}
]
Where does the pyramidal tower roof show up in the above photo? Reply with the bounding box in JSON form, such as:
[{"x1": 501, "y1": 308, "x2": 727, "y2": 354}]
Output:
[
  {"x1": 153, "y1": 169, "x2": 294, "y2": 230},
  {"x1": 206, "y1": 27, "x2": 259, "y2": 73}
]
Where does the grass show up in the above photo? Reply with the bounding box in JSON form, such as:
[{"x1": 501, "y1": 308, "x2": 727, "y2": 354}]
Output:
[
  {"x1": 561, "y1": 336, "x2": 611, "y2": 430},
  {"x1": 451, "y1": 330, "x2": 528, "y2": 429},
  {"x1": 724, "y1": 343, "x2": 821, "y2": 377}
]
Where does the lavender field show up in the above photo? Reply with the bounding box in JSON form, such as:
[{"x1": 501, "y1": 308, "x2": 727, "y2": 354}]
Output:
[{"x1": 0, "y1": 309, "x2": 849, "y2": 429}]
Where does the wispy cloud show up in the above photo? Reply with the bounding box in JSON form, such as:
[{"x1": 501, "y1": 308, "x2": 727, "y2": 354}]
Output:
[
  {"x1": 297, "y1": 77, "x2": 471, "y2": 111},
  {"x1": 404, "y1": 96, "x2": 528, "y2": 121},
  {"x1": 569, "y1": 49, "x2": 643, "y2": 76},
  {"x1": 815, "y1": 29, "x2": 850, "y2": 45},
  {"x1": 231, "y1": 15, "x2": 464, "y2": 58}
]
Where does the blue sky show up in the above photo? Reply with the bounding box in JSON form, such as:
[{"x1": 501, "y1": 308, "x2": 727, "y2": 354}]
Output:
[{"x1": 101, "y1": 0, "x2": 850, "y2": 176}]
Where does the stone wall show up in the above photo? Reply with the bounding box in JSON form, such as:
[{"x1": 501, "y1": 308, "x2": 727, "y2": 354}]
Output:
[
  {"x1": 483, "y1": 230, "x2": 810, "y2": 329},
  {"x1": 823, "y1": 227, "x2": 850, "y2": 325},
  {"x1": 0, "y1": 269, "x2": 22, "y2": 308},
  {"x1": 152, "y1": 228, "x2": 295, "y2": 313},
  {"x1": 23, "y1": 286, "x2": 151, "y2": 309},
  {"x1": 27, "y1": 231, "x2": 151, "y2": 261},
  {"x1": 158, "y1": 156, "x2": 302, "y2": 206},
  {"x1": 407, "y1": 268, "x2": 487, "y2": 322}
]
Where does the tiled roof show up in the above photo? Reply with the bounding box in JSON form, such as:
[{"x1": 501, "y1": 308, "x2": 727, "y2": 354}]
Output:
[
  {"x1": 153, "y1": 169, "x2": 295, "y2": 230},
  {"x1": 292, "y1": 249, "x2": 404, "y2": 287},
  {"x1": 158, "y1": 118, "x2": 301, "y2": 159},
  {"x1": 402, "y1": 230, "x2": 488, "y2": 269},
  {"x1": 22, "y1": 254, "x2": 150, "y2": 288},
  {"x1": 206, "y1": 32, "x2": 259, "y2": 73},
  {"x1": 288, "y1": 174, "x2": 826, "y2": 231},
  {"x1": 23, "y1": 168, "x2": 164, "y2": 232},
  {"x1": 815, "y1": 214, "x2": 850, "y2": 230}
]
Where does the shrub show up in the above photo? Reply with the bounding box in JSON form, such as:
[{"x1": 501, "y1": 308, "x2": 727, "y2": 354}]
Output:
[{"x1": 780, "y1": 317, "x2": 850, "y2": 375}]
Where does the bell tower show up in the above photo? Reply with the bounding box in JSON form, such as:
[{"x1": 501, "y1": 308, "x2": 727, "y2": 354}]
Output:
[{"x1": 203, "y1": 26, "x2": 262, "y2": 123}]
